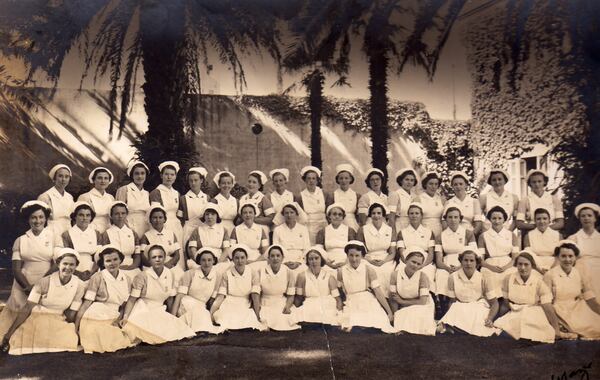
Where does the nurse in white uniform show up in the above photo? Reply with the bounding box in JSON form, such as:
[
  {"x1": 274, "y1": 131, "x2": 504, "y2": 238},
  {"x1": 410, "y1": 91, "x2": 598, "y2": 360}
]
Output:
[
  {"x1": 38, "y1": 164, "x2": 74, "y2": 236},
  {"x1": 179, "y1": 166, "x2": 210, "y2": 247},
  {"x1": 115, "y1": 161, "x2": 150, "y2": 238},
  {"x1": 479, "y1": 169, "x2": 519, "y2": 231},
  {"x1": 516, "y1": 169, "x2": 565, "y2": 233},
  {"x1": 444, "y1": 171, "x2": 483, "y2": 234},
  {"x1": 273, "y1": 202, "x2": 311, "y2": 278},
  {"x1": 78, "y1": 167, "x2": 115, "y2": 234},
  {"x1": 568, "y1": 203, "x2": 600, "y2": 298},
  {"x1": 414, "y1": 171, "x2": 445, "y2": 239},
  {"x1": 523, "y1": 208, "x2": 561, "y2": 272},
  {"x1": 357, "y1": 168, "x2": 388, "y2": 226},
  {"x1": 265, "y1": 169, "x2": 294, "y2": 229},
  {"x1": 239, "y1": 170, "x2": 275, "y2": 238},
  {"x1": 332, "y1": 164, "x2": 360, "y2": 231},
  {"x1": 388, "y1": 168, "x2": 418, "y2": 232},
  {"x1": 211, "y1": 171, "x2": 238, "y2": 236},
  {"x1": 187, "y1": 204, "x2": 230, "y2": 272},
  {"x1": 297, "y1": 166, "x2": 330, "y2": 245},
  {"x1": 315, "y1": 203, "x2": 357, "y2": 272},
  {"x1": 230, "y1": 202, "x2": 269, "y2": 271}
]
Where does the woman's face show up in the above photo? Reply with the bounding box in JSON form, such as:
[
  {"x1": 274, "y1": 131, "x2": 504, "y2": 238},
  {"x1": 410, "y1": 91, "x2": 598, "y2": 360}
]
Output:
[
  {"x1": 272, "y1": 173, "x2": 287, "y2": 191},
  {"x1": 369, "y1": 206, "x2": 385, "y2": 223},
  {"x1": 111, "y1": 205, "x2": 128, "y2": 226},
  {"x1": 446, "y1": 210, "x2": 462, "y2": 229},
  {"x1": 337, "y1": 171, "x2": 352, "y2": 189},
  {"x1": 490, "y1": 173, "x2": 506, "y2": 189},
  {"x1": 75, "y1": 208, "x2": 92, "y2": 229},
  {"x1": 451, "y1": 177, "x2": 467, "y2": 194},
  {"x1": 368, "y1": 174, "x2": 382, "y2": 192},
  {"x1": 408, "y1": 207, "x2": 423, "y2": 224},
  {"x1": 132, "y1": 166, "x2": 147, "y2": 187},
  {"x1": 161, "y1": 168, "x2": 177, "y2": 187},
  {"x1": 528, "y1": 174, "x2": 546, "y2": 192},
  {"x1": 150, "y1": 210, "x2": 166, "y2": 230},
  {"x1": 232, "y1": 251, "x2": 247, "y2": 268},
  {"x1": 93, "y1": 171, "x2": 111, "y2": 191},
  {"x1": 198, "y1": 252, "x2": 215, "y2": 271},
  {"x1": 149, "y1": 248, "x2": 165, "y2": 269},
  {"x1": 347, "y1": 249, "x2": 363, "y2": 268},
  {"x1": 188, "y1": 173, "x2": 203, "y2": 193},
  {"x1": 29, "y1": 209, "x2": 47, "y2": 232},
  {"x1": 54, "y1": 168, "x2": 71, "y2": 189},
  {"x1": 219, "y1": 175, "x2": 233, "y2": 194},
  {"x1": 247, "y1": 175, "x2": 260, "y2": 193},
  {"x1": 490, "y1": 211, "x2": 506, "y2": 228},
  {"x1": 241, "y1": 206, "x2": 255, "y2": 223},
  {"x1": 425, "y1": 178, "x2": 439, "y2": 194},
  {"x1": 304, "y1": 172, "x2": 318, "y2": 188},
  {"x1": 534, "y1": 212, "x2": 550, "y2": 230},
  {"x1": 58, "y1": 256, "x2": 77, "y2": 277},
  {"x1": 460, "y1": 253, "x2": 477, "y2": 272},
  {"x1": 401, "y1": 174, "x2": 416, "y2": 191},
  {"x1": 328, "y1": 207, "x2": 344, "y2": 224},
  {"x1": 306, "y1": 251, "x2": 322, "y2": 269},
  {"x1": 283, "y1": 207, "x2": 298, "y2": 224},
  {"x1": 103, "y1": 252, "x2": 122, "y2": 272},
  {"x1": 578, "y1": 208, "x2": 597, "y2": 227},
  {"x1": 268, "y1": 248, "x2": 283, "y2": 267},
  {"x1": 557, "y1": 248, "x2": 576, "y2": 271},
  {"x1": 516, "y1": 256, "x2": 533, "y2": 278},
  {"x1": 204, "y1": 210, "x2": 218, "y2": 226},
  {"x1": 406, "y1": 254, "x2": 424, "y2": 273}
]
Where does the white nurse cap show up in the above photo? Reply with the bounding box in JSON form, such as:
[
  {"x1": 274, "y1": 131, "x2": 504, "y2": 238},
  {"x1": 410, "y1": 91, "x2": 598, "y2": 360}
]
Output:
[
  {"x1": 213, "y1": 171, "x2": 236, "y2": 186},
  {"x1": 300, "y1": 166, "x2": 321, "y2": 178},
  {"x1": 269, "y1": 168, "x2": 289, "y2": 181},
  {"x1": 158, "y1": 161, "x2": 180, "y2": 174},
  {"x1": 249, "y1": 170, "x2": 268, "y2": 186},
  {"x1": 89, "y1": 167, "x2": 114, "y2": 184},
  {"x1": 48, "y1": 164, "x2": 71, "y2": 180},
  {"x1": 189, "y1": 166, "x2": 208, "y2": 178},
  {"x1": 126, "y1": 161, "x2": 149, "y2": 177}
]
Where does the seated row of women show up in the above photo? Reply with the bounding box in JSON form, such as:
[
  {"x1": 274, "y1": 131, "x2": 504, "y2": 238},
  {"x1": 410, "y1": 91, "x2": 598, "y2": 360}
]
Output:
[{"x1": 1, "y1": 238, "x2": 599, "y2": 356}]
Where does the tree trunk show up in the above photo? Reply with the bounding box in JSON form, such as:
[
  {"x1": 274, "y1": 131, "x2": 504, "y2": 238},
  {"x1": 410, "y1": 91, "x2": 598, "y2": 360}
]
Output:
[
  {"x1": 367, "y1": 41, "x2": 390, "y2": 192},
  {"x1": 308, "y1": 69, "x2": 324, "y2": 169}
]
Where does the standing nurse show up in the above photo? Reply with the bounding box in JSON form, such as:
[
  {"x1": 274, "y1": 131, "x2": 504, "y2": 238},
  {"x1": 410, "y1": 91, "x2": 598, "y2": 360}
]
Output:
[{"x1": 38, "y1": 164, "x2": 74, "y2": 236}]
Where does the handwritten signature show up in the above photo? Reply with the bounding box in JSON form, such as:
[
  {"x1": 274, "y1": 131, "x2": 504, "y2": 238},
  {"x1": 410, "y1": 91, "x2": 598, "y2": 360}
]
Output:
[{"x1": 551, "y1": 362, "x2": 592, "y2": 380}]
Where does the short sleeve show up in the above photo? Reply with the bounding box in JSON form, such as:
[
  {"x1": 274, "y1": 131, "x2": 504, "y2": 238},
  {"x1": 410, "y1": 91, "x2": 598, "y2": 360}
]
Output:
[
  {"x1": 366, "y1": 266, "x2": 380, "y2": 289},
  {"x1": 218, "y1": 273, "x2": 229, "y2": 296},
  {"x1": 389, "y1": 269, "x2": 398, "y2": 293},
  {"x1": 537, "y1": 279, "x2": 553, "y2": 304},
  {"x1": 418, "y1": 272, "x2": 430, "y2": 296},
  {"x1": 11, "y1": 237, "x2": 21, "y2": 261},
  {"x1": 473, "y1": 199, "x2": 484, "y2": 222},
  {"x1": 148, "y1": 189, "x2": 162, "y2": 204},
  {"x1": 388, "y1": 191, "x2": 399, "y2": 213},
  {"x1": 139, "y1": 234, "x2": 150, "y2": 253},
  {"x1": 428, "y1": 232, "x2": 436, "y2": 249},
  {"x1": 84, "y1": 272, "x2": 104, "y2": 301},
  {"x1": 188, "y1": 229, "x2": 199, "y2": 248},
  {"x1": 516, "y1": 199, "x2": 527, "y2": 221},
  {"x1": 115, "y1": 186, "x2": 128, "y2": 202},
  {"x1": 222, "y1": 230, "x2": 231, "y2": 249},
  {"x1": 286, "y1": 269, "x2": 296, "y2": 295},
  {"x1": 357, "y1": 194, "x2": 370, "y2": 215},
  {"x1": 229, "y1": 228, "x2": 238, "y2": 244},
  {"x1": 483, "y1": 276, "x2": 500, "y2": 300},
  {"x1": 396, "y1": 230, "x2": 405, "y2": 248},
  {"x1": 260, "y1": 229, "x2": 269, "y2": 248},
  {"x1": 130, "y1": 272, "x2": 147, "y2": 298},
  {"x1": 177, "y1": 270, "x2": 194, "y2": 294},
  {"x1": 262, "y1": 197, "x2": 275, "y2": 216},
  {"x1": 328, "y1": 276, "x2": 340, "y2": 298},
  {"x1": 295, "y1": 272, "x2": 306, "y2": 296},
  {"x1": 251, "y1": 270, "x2": 261, "y2": 294},
  {"x1": 336, "y1": 268, "x2": 344, "y2": 288},
  {"x1": 27, "y1": 277, "x2": 49, "y2": 304},
  {"x1": 69, "y1": 282, "x2": 86, "y2": 311}
]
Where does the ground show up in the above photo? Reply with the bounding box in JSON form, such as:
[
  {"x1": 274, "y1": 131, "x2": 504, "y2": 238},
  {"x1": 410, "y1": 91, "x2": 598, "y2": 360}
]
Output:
[{"x1": 0, "y1": 270, "x2": 599, "y2": 379}]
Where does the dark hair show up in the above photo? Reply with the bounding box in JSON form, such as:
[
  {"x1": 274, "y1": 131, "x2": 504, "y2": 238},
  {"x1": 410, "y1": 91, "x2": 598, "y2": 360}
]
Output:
[
  {"x1": 218, "y1": 172, "x2": 234, "y2": 186},
  {"x1": 368, "y1": 202, "x2": 387, "y2": 217},
  {"x1": 240, "y1": 204, "x2": 257, "y2": 216},
  {"x1": 129, "y1": 163, "x2": 149, "y2": 181},
  {"x1": 405, "y1": 251, "x2": 425, "y2": 263},
  {"x1": 365, "y1": 171, "x2": 385, "y2": 191},
  {"x1": 527, "y1": 172, "x2": 549, "y2": 187},
  {"x1": 97, "y1": 247, "x2": 125, "y2": 269},
  {"x1": 22, "y1": 204, "x2": 51, "y2": 224},
  {"x1": 56, "y1": 253, "x2": 80, "y2": 267},
  {"x1": 408, "y1": 204, "x2": 423, "y2": 215},
  {"x1": 305, "y1": 249, "x2": 326, "y2": 267},
  {"x1": 487, "y1": 171, "x2": 508, "y2": 185},
  {"x1": 553, "y1": 242, "x2": 580, "y2": 257},
  {"x1": 92, "y1": 168, "x2": 111, "y2": 182},
  {"x1": 195, "y1": 249, "x2": 218, "y2": 265},
  {"x1": 533, "y1": 208, "x2": 551, "y2": 219},
  {"x1": 335, "y1": 170, "x2": 355, "y2": 185},
  {"x1": 282, "y1": 204, "x2": 299, "y2": 215},
  {"x1": 327, "y1": 205, "x2": 346, "y2": 220},
  {"x1": 514, "y1": 252, "x2": 538, "y2": 271},
  {"x1": 268, "y1": 245, "x2": 285, "y2": 257},
  {"x1": 248, "y1": 173, "x2": 264, "y2": 192},
  {"x1": 200, "y1": 208, "x2": 222, "y2": 223},
  {"x1": 443, "y1": 206, "x2": 463, "y2": 221},
  {"x1": 396, "y1": 171, "x2": 417, "y2": 187},
  {"x1": 110, "y1": 203, "x2": 128, "y2": 218},
  {"x1": 302, "y1": 170, "x2": 322, "y2": 187},
  {"x1": 160, "y1": 165, "x2": 178, "y2": 174},
  {"x1": 147, "y1": 244, "x2": 167, "y2": 260},
  {"x1": 344, "y1": 243, "x2": 366, "y2": 256},
  {"x1": 231, "y1": 247, "x2": 248, "y2": 259},
  {"x1": 486, "y1": 205, "x2": 508, "y2": 222},
  {"x1": 70, "y1": 203, "x2": 96, "y2": 224},
  {"x1": 577, "y1": 206, "x2": 600, "y2": 220},
  {"x1": 421, "y1": 173, "x2": 440, "y2": 189},
  {"x1": 149, "y1": 207, "x2": 168, "y2": 222},
  {"x1": 186, "y1": 170, "x2": 205, "y2": 183},
  {"x1": 458, "y1": 250, "x2": 481, "y2": 266}
]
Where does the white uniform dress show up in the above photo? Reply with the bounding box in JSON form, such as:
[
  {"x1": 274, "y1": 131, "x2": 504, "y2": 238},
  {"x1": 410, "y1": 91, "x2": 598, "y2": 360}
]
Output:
[
  {"x1": 391, "y1": 269, "x2": 436, "y2": 335},
  {"x1": 266, "y1": 190, "x2": 294, "y2": 228},
  {"x1": 258, "y1": 265, "x2": 300, "y2": 331},
  {"x1": 440, "y1": 269, "x2": 501, "y2": 337},
  {"x1": 418, "y1": 192, "x2": 444, "y2": 238},
  {"x1": 388, "y1": 187, "x2": 413, "y2": 232},
  {"x1": 435, "y1": 226, "x2": 478, "y2": 296},
  {"x1": 230, "y1": 222, "x2": 269, "y2": 271},
  {"x1": 569, "y1": 229, "x2": 600, "y2": 299},
  {"x1": 150, "y1": 185, "x2": 183, "y2": 267},
  {"x1": 481, "y1": 190, "x2": 518, "y2": 230},
  {"x1": 62, "y1": 225, "x2": 102, "y2": 274},
  {"x1": 79, "y1": 270, "x2": 135, "y2": 353},
  {"x1": 273, "y1": 223, "x2": 311, "y2": 277},
  {"x1": 103, "y1": 224, "x2": 141, "y2": 281},
  {"x1": 78, "y1": 188, "x2": 115, "y2": 234},
  {"x1": 317, "y1": 224, "x2": 353, "y2": 270},
  {"x1": 333, "y1": 188, "x2": 360, "y2": 231},
  {"x1": 187, "y1": 223, "x2": 230, "y2": 272},
  {"x1": 239, "y1": 191, "x2": 275, "y2": 238},
  {"x1": 357, "y1": 190, "x2": 388, "y2": 224},
  {"x1": 397, "y1": 224, "x2": 437, "y2": 293},
  {"x1": 527, "y1": 228, "x2": 559, "y2": 270},
  {"x1": 212, "y1": 193, "x2": 238, "y2": 236},
  {"x1": 213, "y1": 267, "x2": 264, "y2": 330},
  {"x1": 0, "y1": 228, "x2": 56, "y2": 337},
  {"x1": 480, "y1": 228, "x2": 518, "y2": 291},
  {"x1": 360, "y1": 223, "x2": 396, "y2": 297},
  {"x1": 338, "y1": 262, "x2": 394, "y2": 333},
  {"x1": 123, "y1": 268, "x2": 194, "y2": 344},
  {"x1": 446, "y1": 195, "x2": 483, "y2": 231},
  {"x1": 8, "y1": 273, "x2": 85, "y2": 355},
  {"x1": 494, "y1": 271, "x2": 555, "y2": 343},
  {"x1": 38, "y1": 187, "x2": 74, "y2": 236},
  {"x1": 293, "y1": 269, "x2": 340, "y2": 325},
  {"x1": 544, "y1": 266, "x2": 600, "y2": 339},
  {"x1": 176, "y1": 267, "x2": 224, "y2": 334},
  {"x1": 179, "y1": 190, "x2": 210, "y2": 247},
  {"x1": 300, "y1": 188, "x2": 328, "y2": 245},
  {"x1": 141, "y1": 227, "x2": 184, "y2": 283},
  {"x1": 517, "y1": 191, "x2": 564, "y2": 225},
  {"x1": 116, "y1": 183, "x2": 150, "y2": 238}
]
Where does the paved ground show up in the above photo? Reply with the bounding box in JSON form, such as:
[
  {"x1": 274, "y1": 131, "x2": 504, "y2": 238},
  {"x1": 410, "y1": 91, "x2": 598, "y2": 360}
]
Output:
[{"x1": 0, "y1": 268, "x2": 599, "y2": 379}]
